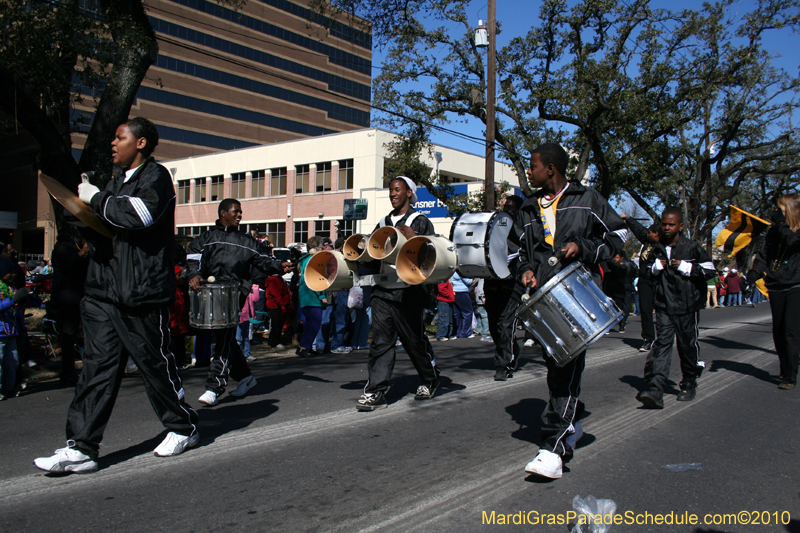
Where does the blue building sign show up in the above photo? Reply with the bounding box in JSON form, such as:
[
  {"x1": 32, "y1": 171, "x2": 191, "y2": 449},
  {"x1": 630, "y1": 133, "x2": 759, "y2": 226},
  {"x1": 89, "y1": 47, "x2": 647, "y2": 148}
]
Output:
[{"x1": 411, "y1": 185, "x2": 522, "y2": 218}]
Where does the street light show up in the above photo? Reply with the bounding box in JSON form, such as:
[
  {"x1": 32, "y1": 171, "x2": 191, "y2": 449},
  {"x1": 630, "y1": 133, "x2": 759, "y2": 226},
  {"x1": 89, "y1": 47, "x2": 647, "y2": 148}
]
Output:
[{"x1": 475, "y1": 4, "x2": 496, "y2": 212}]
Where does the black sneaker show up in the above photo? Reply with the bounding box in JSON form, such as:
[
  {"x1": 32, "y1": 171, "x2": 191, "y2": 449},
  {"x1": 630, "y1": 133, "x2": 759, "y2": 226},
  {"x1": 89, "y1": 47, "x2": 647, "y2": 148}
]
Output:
[
  {"x1": 637, "y1": 388, "x2": 664, "y2": 409},
  {"x1": 639, "y1": 340, "x2": 653, "y2": 352},
  {"x1": 676, "y1": 382, "x2": 697, "y2": 401},
  {"x1": 356, "y1": 391, "x2": 387, "y2": 411},
  {"x1": 618, "y1": 325, "x2": 626, "y2": 333},
  {"x1": 414, "y1": 380, "x2": 439, "y2": 400},
  {"x1": 494, "y1": 367, "x2": 513, "y2": 381}
]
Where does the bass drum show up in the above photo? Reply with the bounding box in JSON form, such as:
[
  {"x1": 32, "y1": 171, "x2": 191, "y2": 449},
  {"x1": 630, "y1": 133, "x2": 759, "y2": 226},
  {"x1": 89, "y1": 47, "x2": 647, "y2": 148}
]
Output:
[{"x1": 449, "y1": 211, "x2": 513, "y2": 279}]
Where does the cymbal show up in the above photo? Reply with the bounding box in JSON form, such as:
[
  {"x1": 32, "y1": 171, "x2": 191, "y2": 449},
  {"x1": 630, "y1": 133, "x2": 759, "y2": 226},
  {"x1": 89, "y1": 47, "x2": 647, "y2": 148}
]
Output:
[{"x1": 39, "y1": 172, "x2": 113, "y2": 238}]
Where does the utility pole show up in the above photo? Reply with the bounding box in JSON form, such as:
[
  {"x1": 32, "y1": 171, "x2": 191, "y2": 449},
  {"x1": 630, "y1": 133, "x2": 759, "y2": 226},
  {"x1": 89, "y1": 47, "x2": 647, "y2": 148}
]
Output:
[{"x1": 484, "y1": 0, "x2": 496, "y2": 212}]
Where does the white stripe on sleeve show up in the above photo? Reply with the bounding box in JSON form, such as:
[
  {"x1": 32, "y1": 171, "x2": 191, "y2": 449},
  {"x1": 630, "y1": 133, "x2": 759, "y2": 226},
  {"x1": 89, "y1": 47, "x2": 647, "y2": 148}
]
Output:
[{"x1": 129, "y1": 197, "x2": 154, "y2": 226}]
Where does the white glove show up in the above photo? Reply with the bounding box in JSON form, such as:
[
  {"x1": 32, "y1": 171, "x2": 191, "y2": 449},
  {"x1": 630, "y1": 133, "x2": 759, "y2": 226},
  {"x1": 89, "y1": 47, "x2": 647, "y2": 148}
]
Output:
[{"x1": 78, "y1": 183, "x2": 100, "y2": 204}]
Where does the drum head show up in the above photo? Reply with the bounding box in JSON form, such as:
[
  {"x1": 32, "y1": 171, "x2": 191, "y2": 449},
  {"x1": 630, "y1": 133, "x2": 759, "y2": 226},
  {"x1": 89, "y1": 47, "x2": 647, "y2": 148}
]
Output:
[
  {"x1": 343, "y1": 234, "x2": 369, "y2": 262},
  {"x1": 396, "y1": 235, "x2": 457, "y2": 285},
  {"x1": 368, "y1": 226, "x2": 407, "y2": 263},
  {"x1": 304, "y1": 251, "x2": 353, "y2": 291}
]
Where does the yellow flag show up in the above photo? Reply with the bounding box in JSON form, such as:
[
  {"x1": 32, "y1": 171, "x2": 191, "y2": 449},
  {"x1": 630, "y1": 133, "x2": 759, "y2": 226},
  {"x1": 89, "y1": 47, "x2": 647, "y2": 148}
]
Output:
[{"x1": 714, "y1": 206, "x2": 770, "y2": 257}]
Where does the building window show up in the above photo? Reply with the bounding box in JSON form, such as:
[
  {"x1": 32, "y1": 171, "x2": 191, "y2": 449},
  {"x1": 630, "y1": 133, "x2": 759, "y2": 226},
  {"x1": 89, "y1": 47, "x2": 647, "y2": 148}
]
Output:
[
  {"x1": 251, "y1": 170, "x2": 266, "y2": 198},
  {"x1": 338, "y1": 159, "x2": 354, "y2": 190},
  {"x1": 294, "y1": 221, "x2": 308, "y2": 243},
  {"x1": 194, "y1": 178, "x2": 206, "y2": 202},
  {"x1": 316, "y1": 162, "x2": 332, "y2": 192},
  {"x1": 295, "y1": 164, "x2": 310, "y2": 194},
  {"x1": 210, "y1": 175, "x2": 223, "y2": 202},
  {"x1": 270, "y1": 167, "x2": 287, "y2": 196},
  {"x1": 177, "y1": 180, "x2": 191, "y2": 204},
  {"x1": 231, "y1": 172, "x2": 246, "y2": 199},
  {"x1": 337, "y1": 219, "x2": 355, "y2": 238},
  {"x1": 268, "y1": 222, "x2": 286, "y2": 247},
  {"x1": 314, "y1": 220, "x2": 331, "y2": 237}
]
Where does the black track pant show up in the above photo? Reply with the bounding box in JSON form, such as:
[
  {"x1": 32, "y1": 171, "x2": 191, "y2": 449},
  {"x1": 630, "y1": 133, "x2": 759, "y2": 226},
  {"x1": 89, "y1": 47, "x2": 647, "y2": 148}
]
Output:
[
  {"x1": 484, "y1": 279, "x2": 520, "y2": 371},
  {"x1": 205, "y1": 326, "x2": 252, "y2": 394},
  {"x1": 267, "y1": 307, "x2": 285, "y2": 347},
  {"x1": 644, "y1": 310, "x2": 704, "y2": 391},
  {"x1": 67, "y1": 297, "x2": 199, "y2": 460},
  {"x1": 610, "y1": 293, "x2": 631, "y2": 328},
  {"x1": 540, "y1": 350, "x2": 585, "y2": 463},
  {"x1": 638, "y1": 280, "x2": 655, "y2": 341},
  {"x1": 769, "y1": 287, "x2": 800, "y2": 384},
  {"x1": 365, "y1": 297, "x2": 438, "y2": 394}
]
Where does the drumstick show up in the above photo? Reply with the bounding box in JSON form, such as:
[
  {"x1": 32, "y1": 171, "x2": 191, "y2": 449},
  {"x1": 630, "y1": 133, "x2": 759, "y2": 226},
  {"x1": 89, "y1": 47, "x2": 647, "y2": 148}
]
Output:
[{"x1": 521, "y1": 283, "x2": 533, "y2": 302}]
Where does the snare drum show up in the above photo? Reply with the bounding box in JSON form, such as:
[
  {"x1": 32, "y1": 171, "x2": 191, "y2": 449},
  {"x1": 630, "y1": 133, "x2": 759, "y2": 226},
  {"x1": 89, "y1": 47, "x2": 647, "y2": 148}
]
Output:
[
  {"x1": 450, "y1": 211, "x2": 514, "y2": 279},
  {"x1": 189, "y1": 282, "x2": 241, "y2": 329},
  {"x1": 515, "y1": 262, "x2": 622, "y2": 366}
]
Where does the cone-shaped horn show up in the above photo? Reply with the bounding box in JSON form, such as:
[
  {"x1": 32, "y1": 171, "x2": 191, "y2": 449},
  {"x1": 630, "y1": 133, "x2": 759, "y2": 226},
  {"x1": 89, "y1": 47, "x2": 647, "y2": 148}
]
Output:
[
  {"x1": 343, "y1": 234, "x2": 371, "y2": 262},
  {"x1": 367, "y1": 226, "x2": 407, "y2": 264},
  {"x1": 396, "y1": 235, "x2": 457, "y2": 285},
  {"x1": 304, "y1": 250, "x2": 354, "y2": 291}
]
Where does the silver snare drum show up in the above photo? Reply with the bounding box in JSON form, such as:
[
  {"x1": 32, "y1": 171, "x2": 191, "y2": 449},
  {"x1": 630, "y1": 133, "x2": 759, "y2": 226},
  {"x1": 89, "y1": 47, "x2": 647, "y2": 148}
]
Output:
[
  {"x1": 189, "y1": 282, "x2": 241, "y2": 329},
  {"x1": 515, "y1": 262, "x2": 622, "y2": 366},
  {"x1": 449, "y1": 211, "x2": 514, "y2": 279}
]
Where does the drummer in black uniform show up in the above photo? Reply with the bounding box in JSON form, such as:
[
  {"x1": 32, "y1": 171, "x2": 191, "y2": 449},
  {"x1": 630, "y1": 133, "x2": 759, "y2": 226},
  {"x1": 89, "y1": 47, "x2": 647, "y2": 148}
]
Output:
[
  {"x1": 186, "y1": 199, "x2": 291, "y2": 407},
  {"x1": 517, "y1": 143, "x2": 627, "y2": 479}
]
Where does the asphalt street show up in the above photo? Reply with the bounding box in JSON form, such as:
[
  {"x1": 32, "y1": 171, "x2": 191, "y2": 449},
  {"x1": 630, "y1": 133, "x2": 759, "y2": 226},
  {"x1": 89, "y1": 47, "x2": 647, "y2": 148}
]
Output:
[{"x1": 1, "y1": 303, "x2": 798, "y2": 532}]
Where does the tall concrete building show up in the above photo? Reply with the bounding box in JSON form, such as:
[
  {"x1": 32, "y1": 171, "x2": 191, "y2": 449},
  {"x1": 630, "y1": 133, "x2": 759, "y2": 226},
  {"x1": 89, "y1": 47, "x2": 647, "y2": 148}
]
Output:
[{"x1": 71, "y1": 0, "x2": 373, "y2": 161}]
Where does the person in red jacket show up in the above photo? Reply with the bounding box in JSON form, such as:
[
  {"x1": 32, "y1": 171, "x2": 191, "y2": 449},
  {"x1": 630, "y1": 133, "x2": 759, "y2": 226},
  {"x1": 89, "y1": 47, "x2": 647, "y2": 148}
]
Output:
[
  {"x1": 170, "y1": 266, "x2": 191, "y2": 368},
  {"x1": 435, "y1": 279, "x2": 455, "y2": 342},
  {"x1": 265, "y1": 273, "x2": 292, "y2": 349}
]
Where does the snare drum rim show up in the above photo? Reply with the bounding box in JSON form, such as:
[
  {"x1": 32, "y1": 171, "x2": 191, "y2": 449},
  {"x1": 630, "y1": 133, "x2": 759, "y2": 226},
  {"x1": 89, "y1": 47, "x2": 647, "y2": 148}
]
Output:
[{"x1": 522, "y1": 261, "x2": 584, "y2": 307}]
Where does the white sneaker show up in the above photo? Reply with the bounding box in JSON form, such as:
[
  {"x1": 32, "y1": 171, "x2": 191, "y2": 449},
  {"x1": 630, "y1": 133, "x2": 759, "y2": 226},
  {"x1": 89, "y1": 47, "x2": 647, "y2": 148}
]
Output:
[
  {"x1": 274, "y1": 344, "x2": 285, "y2": 349},
  {"x1": 525, "y1": 449, "x2": 563, "y2": 479},
  {"x1": 524, "y1": 339, "x2": 535, "y2": 347},
  {"x1": 153, "y1": 431, "x2": 200, "y2": 457},
  {"x1": 229, "y1": 375, "x2": 257, "y2": 398},
  {"x1": 34, "y1": 442, "x2": 98, "y2": 474},
  {"x1": 198, "y1": 390, "x2": 218, "y2": 406}
]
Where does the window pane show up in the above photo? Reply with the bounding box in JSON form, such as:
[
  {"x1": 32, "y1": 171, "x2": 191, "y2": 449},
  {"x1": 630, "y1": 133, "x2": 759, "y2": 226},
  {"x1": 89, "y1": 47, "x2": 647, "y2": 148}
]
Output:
[
  {"x1": 195, "y1": 178, "x2": 206, "y2": 202},
  {"x1": 338, "y1": 159, "x2": 353, "y2": 190},
  {"x1": 250, "y1": 170, "x2": 265, "y2": 198},
  {"x1": 210, "y1": 175, "x2": 223, "y2": 202},
  {"x1": 294, "y1": 221, "x2": 308, "y2": 243},
  {"x1": 268, "y1": 222, "x2": 286, "y2": 247},
  {"x1": 231, "y1": 172, "x2": 246, "y2": 199},
  {"x1": 295, "y1": 165, "x2": 309, "y2": 194},
  {"x1": 314, "y1": 220, "x2": 331, "y2": 236},
  {"x1": 270, "y1": 167, "x2": 287, "y2": 196},
  {"x1": 316, "y1": 162, "x2": 331, "y2": 192},
  {"x1": 177, "y1": 180, "x2": 191, "y2": 204}
]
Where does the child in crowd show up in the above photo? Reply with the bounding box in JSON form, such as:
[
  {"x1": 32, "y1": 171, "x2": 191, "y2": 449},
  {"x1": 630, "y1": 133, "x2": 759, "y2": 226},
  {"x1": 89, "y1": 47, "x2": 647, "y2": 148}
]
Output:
[
  {"x1": 170, "y1": 266, "x2": 191, "y2": 368},
  {"x1": 435, "y1": 278, "x2": 455, "y2": 341},
  {"x1": 0, "y1": 259, "x2": 29, "y2": 399}
]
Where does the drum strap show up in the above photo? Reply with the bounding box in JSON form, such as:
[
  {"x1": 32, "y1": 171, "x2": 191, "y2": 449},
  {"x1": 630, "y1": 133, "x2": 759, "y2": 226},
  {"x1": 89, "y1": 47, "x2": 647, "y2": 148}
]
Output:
[{"x1": 380, "y1": 211, "x2": 420, "y2": 228}]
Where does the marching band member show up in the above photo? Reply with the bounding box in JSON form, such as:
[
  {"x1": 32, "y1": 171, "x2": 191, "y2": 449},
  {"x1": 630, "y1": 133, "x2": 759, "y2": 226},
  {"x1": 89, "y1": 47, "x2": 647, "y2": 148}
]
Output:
[
  {"x1": 517, "y1": 144, "x2": 627, "y2": 479},
  {"x1": 749, "y1": 194, "x2": 800, "y2": 390},
  {"x1": 637, "y1": 207, "x2": 716, "y2": 407},
  {"x1": 35, "y1": 118, "x2": 199, "y2": 474},
  {"x1": 484, "y1": 194, "x2": 525, "y2": 381},
  {"x1": 187, "y1": 199, "x2": 291, "y2": 407},
  {"x1": 356, "y1": 177, "x2": 441, "y2": 411}
]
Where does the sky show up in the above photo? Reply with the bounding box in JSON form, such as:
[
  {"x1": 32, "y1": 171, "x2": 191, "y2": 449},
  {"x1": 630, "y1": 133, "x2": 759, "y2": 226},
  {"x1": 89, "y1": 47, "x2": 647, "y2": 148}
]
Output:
[{"x1": 369, "y1": 0, "x2": 800, "y2": 160}]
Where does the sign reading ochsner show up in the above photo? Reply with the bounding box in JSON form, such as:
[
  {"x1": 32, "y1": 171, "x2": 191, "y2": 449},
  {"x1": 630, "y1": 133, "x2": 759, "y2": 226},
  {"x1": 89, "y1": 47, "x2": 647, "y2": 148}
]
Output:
[
  {"x1": 343, "y1": 198, "x2": 368, "y2": 220},
  {"x1": 412, "y1": 185, "x2": 468, "y2": 218}
]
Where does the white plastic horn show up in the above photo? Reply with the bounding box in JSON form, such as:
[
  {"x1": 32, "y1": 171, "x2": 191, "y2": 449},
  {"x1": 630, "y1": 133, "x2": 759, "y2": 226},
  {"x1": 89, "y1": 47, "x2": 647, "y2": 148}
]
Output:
[
  {"x1": 342, "y1": 234, "x2": 371, "y2": 262},
  {"x1": 304, "y1": 250, "x2": 354, "y2": 291},
  {"x1": 396, "y1": 235, "x2": 457, "y2": 285},
  {"x1": 367, "y1": 226, "x2": 407, "y2": 264}
]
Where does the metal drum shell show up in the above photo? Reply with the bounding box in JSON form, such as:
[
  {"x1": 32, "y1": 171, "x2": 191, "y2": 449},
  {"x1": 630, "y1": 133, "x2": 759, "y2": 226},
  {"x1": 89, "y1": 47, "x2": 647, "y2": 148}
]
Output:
[
  {"x1": 396, "y1": 235, "x2": 457, "y2": 285},
  {"x1": 367, "y1": 226, "x2": 407, "y2": 264},
  {"x1": 342, "y1": 234, "x2": 371, "y2": 262},
  {"x1": 304, "y1": 250, "x2": 354, "y2": 291},
  {"x1": 449, "y1": 211, "x2": 513, "y2": 279},
  {"x1": 189, "y1": 282, "x2": 241, "y2": 329},
  {"x1": 515, "y1": 262, "x2": 622, "y2": 366}
]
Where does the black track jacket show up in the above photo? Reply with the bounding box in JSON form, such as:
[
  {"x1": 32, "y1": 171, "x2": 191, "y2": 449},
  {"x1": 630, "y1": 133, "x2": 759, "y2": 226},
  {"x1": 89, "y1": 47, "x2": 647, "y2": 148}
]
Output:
[
  {"x1": 516, "y1": 182, "x2": 628, "y2": 285},
  {"x1": 85, "y1": 157, "x2": 176, "y2": 308},
  {"x1": 186, "y1": 222, "x2": 283, "y2": 297},
  {"x1": 751, "y1": 221, "x2": 800, "y2": 291},
  {"x1": 651, "y1": 235, "x2": 716, "y2": 314}
]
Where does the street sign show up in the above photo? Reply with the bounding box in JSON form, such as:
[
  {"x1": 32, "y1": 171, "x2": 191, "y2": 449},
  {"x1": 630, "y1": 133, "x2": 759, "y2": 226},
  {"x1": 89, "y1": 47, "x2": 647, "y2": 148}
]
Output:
[{"x1": 343, "y1": 198, "x2": 368, "y2": 220}]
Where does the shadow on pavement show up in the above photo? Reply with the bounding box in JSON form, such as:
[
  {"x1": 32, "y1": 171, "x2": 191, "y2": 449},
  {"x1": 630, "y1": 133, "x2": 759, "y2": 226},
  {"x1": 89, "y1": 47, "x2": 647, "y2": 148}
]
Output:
[
  {"x1": 701, "y1": 335, "x2": 776, "y2": 353},
  {"x1": 506, "y1": 397, "x2": 547, "y2": 445},
  {"x1": 195, "y1": 398, "x2": 280, "y2": 444},
  {"x1": 620, "y1": 375, "x2": 680, "y2": 396},
  {"x1": 708, "y1": 359, "x2": 778, "y2": 385}
]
